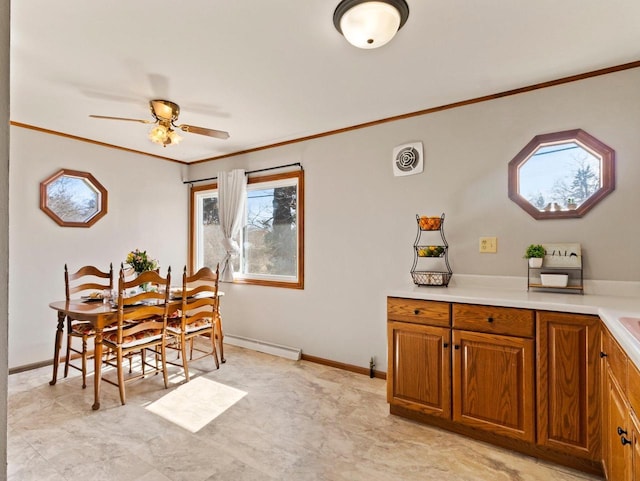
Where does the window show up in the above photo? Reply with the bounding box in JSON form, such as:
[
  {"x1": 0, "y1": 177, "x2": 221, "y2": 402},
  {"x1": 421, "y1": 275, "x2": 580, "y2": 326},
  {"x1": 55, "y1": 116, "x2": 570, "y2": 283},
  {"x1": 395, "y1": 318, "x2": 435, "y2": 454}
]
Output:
[
  {"x1": 40, "y1": 168, "x2": 108, "y2": 227},
  {"x1": 508, "y1": 129, "x2": 615, "y2": 219},
  {"x1": 190, "y1": 170, "x2": 304, "y2": 288}
]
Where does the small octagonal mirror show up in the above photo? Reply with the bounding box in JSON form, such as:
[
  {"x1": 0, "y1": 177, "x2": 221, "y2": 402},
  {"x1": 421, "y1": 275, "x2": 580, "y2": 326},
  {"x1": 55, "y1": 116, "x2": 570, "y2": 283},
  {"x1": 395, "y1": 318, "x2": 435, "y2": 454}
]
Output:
[
  {"x1": 508, "y1": 129, "x2": 615, "y2": 219},
  {"x1": 40, "y1": 169, "x2": 108, "y2": 227}
]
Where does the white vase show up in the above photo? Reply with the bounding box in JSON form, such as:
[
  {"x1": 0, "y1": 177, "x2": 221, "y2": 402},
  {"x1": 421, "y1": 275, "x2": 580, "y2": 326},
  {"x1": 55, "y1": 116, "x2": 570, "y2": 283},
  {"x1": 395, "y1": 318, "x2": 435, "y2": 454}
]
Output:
[{"x1": 528, "y1": 257, "x2": 543, "y2": 268}]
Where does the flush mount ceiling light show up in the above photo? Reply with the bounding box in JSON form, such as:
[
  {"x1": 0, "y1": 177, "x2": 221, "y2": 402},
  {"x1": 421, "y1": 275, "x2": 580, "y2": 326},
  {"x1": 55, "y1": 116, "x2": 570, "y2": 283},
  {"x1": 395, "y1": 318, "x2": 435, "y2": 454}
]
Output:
[{"x1": 333, "y1": 0, "x2": 409, "y2": 49}]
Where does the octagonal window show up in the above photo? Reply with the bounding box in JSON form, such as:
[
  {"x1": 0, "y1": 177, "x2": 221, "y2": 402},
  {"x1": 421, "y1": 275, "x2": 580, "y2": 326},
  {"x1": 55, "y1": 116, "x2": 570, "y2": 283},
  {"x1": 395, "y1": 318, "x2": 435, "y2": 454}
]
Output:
[
  {"x1": 508, "y1": 129, "x2": 615, "y2": 219},
  {"x1": 40, "y1": 169, "x2": 108, "y2": 227}
]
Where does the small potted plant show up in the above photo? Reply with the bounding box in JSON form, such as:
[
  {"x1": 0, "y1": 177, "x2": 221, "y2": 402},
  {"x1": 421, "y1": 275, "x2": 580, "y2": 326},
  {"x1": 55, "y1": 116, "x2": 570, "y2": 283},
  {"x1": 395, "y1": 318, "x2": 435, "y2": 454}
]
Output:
[{"x1": 524, "y1": 244, "x2": 545, "y2": 268}]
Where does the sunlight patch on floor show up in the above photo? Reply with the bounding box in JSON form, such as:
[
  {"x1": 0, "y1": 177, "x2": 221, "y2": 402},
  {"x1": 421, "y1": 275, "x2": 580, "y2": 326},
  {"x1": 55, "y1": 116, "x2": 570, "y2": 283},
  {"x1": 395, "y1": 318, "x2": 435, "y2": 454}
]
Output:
[{"x1": 146, "y1": 377, "x2": 247, "y2": 432}]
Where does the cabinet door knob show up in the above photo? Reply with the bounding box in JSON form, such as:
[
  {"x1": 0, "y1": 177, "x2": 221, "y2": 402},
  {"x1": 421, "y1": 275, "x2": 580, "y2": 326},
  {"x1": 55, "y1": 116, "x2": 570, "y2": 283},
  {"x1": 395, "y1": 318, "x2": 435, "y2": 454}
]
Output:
[
  {"x1": 487, "y1": 317, "x2": 494, "y2": 323},
  {"x1": 443, "y1": 343, "x2": 449, "y2": 348},
  {"x1": 618, "y1": 427, "x2": 628, "y2": 436},
  {"x1": 414, "y1": 309, "x2": 420, "y2": 315},
  {"x1": 600, "y1": 352, "x2": 608, "y2": 358},
  {"x1": 621, "y1": 436, "x2": 632, "y2": 446},
  {"x1": 454, "y1": 345, "x2": 460, "y2": 350}
]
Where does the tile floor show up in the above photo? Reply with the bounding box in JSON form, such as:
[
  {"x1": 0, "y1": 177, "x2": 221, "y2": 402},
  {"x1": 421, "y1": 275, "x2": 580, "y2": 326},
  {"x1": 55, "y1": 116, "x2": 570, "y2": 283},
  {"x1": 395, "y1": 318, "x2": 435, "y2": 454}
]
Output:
[{"x1": 8, "y1": 344, "x2": 603, "y2": 481}]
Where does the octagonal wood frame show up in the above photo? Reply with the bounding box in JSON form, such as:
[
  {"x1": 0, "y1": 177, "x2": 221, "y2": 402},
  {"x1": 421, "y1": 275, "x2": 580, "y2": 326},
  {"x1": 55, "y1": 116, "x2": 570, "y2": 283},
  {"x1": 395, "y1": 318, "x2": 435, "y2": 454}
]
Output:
[
  {"x1": 508, "y1": 129, "x2": 615, "y2": 220},
  {"x1": 40, "y1": 168, "x2": 108, "y2": 227}
]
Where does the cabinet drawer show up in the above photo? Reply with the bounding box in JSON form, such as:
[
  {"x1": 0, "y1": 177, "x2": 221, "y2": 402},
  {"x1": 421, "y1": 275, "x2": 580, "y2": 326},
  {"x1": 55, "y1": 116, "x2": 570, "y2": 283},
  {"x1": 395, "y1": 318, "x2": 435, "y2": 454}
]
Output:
[
  {"x1": 452, "y1": 303, "x2": 534, "y2": 338},
  {"x1": 387, "y1": 297, "x2": 450, "y2": 327},
  {"x1": 604, "y1": 329, "x2": 628, "y2": 393}
]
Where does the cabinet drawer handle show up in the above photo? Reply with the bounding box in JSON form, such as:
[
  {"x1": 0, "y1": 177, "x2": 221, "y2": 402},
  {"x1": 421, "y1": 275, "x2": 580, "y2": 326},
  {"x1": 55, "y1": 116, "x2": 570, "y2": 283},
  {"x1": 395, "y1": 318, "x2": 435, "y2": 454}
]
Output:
[
  {"x1": 621, "y1": 436, "x2": 632, "y2": 446},
  {"x1": 414, "y1": 309, "x2": 420, "y2": 315},
  {"x1": 618, "y1": 427, "x2": 628, "y2": 436},
  {"x1": 487, "y1": 317, "x2": 494, "y2": 323},
  {"x1": 600, "y1": 352, "x2": 608, "y2": 358}
]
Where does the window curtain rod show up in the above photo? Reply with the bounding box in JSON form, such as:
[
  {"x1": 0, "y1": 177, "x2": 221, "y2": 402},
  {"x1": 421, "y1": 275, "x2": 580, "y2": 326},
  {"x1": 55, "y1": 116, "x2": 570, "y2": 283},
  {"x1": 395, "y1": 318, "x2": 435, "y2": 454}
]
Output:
[{"x1": 183, "y1": 162, "x2": 303, "y2": 185}]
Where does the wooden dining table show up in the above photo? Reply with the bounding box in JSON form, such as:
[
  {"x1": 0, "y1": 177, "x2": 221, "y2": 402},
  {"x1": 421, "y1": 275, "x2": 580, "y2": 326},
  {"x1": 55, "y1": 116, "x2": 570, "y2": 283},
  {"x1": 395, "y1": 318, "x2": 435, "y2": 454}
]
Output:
[
  {"x1": 49, "y1": 299, "x2": 119, "y2": 410},
  {"x1": 49, "y1": 292, "x2": 223, "y2": 410},
  {"x1": 49, "y1": 298, "x2": 183, "y2": 410}
]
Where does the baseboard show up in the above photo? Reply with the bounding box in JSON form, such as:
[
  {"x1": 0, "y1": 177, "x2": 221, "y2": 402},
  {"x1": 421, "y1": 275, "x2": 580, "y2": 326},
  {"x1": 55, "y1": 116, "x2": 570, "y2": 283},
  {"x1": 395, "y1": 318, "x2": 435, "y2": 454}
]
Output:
[
  {"x1": 301, "y1": 353, "x2": 387, "y2": 380},
  {"x1": 9, "y1": 359, "x2": 52, "y2": 375},
  {"x1": 10, "y1": 351, "x2": 93, "y2": 375},
  {"x1": 224, "y1": 334, "x2": 302, "y2": 361},
  {"x1": 11, "y1": 340, "x2": 388, "y2": 383}
]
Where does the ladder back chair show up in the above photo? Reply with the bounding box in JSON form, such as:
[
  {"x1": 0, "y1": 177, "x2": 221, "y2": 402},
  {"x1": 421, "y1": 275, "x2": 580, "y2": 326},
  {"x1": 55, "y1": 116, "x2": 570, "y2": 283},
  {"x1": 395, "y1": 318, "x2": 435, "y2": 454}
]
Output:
[
  {"x1": 166, "y1": 265, "x2": 220, "y2": 382},
  {"x1": 101, "y1": 267, "x2": 171, "y2": 405},
  {"x1": 64, "y1": 263, "x2": 113, "y2": 388}
]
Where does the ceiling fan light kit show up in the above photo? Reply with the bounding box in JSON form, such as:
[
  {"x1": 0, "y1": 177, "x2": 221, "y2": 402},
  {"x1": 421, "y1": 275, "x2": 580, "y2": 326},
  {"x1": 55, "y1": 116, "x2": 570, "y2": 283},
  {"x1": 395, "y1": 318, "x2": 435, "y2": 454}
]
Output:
[
  {"x1": 89, "y1": 99, "x2": 230, "y2": 147},
  {"x1": 333, "y1": 0, "x2": 409, "y2": 49},
  {"x1": 149, "y1": 124, "x2": 182, "y2": 147}
]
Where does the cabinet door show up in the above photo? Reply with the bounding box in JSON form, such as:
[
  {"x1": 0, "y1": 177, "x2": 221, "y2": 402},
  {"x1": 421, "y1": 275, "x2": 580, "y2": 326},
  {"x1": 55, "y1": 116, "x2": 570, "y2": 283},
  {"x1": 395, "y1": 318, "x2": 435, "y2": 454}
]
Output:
[
  {"x1": 607, "y1": 369, "x2": 631, "y2": 481},
  {"x1": 628, "y1": 362, "x2": 640, "y2": 481},
  {"x1": 452, "y1": 329, "x2": 535, "y2": 442},
  {"x1": 602, "y1": 330, "x2": 613, "y2": 478},
  {"x1": 387, "y1": 321, "x2": 451, "y2": 418},
  {"x1": 536, "y1": 312, "x2": 600, "y2": 460},
  {"x1": 631, "y1": 412, "x2": 640, "y2": 481}
]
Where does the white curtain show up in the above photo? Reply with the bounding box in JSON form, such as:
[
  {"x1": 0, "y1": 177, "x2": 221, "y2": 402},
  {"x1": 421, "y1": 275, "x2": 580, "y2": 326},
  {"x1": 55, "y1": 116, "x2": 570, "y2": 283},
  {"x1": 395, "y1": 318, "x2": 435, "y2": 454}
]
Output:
[{"x1": 218, "y1": 169, "x2": 247, "y2": 282}]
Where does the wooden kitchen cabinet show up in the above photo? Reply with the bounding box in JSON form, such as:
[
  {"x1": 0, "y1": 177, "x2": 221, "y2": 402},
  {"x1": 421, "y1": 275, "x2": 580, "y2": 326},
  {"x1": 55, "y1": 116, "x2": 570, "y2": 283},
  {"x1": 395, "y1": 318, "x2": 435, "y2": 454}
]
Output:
[
  {"x1": 630, "y1": 361, "x2": 640, "y2": 481},
  {"x1": 605, "y1": 368, "x2": 631, "y2": 480},
  {"x1": 388, "y1": 299, "x2": 535, "y2": 440},
  {"x1": 536, "y1": 311, "x2": 601, "y2": 461},
  {"x1": 601, "y1": 327, "x2": 640, "y2": 480},
  {"x1": 451, "y1": 303, "x2": 535, "y2": 442},
  {"x1": 387, "y1": 320, "x2": 451, "y2": 417},
  {"x1": 387, "y1": 297, "x2": 604, "y2": 475},
  {"x1": 452, "y1": 329, "x2": 535, "y2": 442},
  {"x1": 631, "y1": 412, "x2": 640, "y2": 481},
  {"x1": 387, "y1": 298, "x2": 451, "y2": 418}
]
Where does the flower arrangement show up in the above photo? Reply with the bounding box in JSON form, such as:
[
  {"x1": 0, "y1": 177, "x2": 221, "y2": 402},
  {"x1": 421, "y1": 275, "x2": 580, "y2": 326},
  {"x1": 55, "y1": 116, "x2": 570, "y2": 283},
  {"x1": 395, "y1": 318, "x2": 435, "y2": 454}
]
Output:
[{"x1": 125, "y1": 249, "x2": 158, "y2": 274}]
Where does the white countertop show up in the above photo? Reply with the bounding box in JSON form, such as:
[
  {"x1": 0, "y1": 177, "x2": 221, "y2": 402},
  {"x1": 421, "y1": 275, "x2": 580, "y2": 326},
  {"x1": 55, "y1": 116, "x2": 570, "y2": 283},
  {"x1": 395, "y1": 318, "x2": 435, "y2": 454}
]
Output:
[{"x1": 388, "y1": 283, "x2": 640, "y2": 369}]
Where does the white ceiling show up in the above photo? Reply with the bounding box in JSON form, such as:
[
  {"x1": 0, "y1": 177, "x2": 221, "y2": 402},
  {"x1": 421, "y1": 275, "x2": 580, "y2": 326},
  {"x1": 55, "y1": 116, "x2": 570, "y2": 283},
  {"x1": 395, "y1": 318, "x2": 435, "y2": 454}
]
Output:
[{"x1": 10, "y1": 1, "x2": 640, "y2": 164}]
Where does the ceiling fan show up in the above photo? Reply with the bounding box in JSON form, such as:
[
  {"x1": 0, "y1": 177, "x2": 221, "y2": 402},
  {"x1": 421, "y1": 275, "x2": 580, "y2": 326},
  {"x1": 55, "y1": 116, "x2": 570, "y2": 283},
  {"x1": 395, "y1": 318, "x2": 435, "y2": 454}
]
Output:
[{"x1": 89, "y1": 99, "x2": 230, "y2": 147}]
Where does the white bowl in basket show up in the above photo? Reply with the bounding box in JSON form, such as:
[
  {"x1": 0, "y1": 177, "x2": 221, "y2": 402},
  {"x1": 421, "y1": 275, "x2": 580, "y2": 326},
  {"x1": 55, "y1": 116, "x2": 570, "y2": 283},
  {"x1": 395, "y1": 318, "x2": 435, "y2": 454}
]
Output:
[{"x1": 540, "y1": 273, "x2": 568, "y2": 287}]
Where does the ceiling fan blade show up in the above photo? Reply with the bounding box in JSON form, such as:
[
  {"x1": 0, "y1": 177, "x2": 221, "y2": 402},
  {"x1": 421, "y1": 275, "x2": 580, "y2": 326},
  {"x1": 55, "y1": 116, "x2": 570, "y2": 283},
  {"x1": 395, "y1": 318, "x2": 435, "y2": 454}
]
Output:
[
  {"x1": 177, "y1": 123, "x2": 230, "y2": 140},
  {"x1": 89, "y1": 114, "x2": 154, "y2": 124}
]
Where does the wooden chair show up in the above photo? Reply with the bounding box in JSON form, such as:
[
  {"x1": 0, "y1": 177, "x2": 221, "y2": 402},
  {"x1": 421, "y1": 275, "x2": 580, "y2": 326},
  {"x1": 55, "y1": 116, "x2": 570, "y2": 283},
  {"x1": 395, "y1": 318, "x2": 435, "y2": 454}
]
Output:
[
  {"x1": 64, "y1": 263, "x2": 113, "y2": 388},
  {"x1": 100, "y1": 267, "x2": 171, "y2": 405},
  {"x1": 166, "y1": 266, "x2": 220, "y2": 382}
]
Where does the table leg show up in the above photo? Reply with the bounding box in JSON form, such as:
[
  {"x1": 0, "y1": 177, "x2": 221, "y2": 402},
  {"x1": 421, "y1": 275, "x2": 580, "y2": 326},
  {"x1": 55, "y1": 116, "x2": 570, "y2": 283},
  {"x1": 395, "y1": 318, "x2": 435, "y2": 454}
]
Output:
[
  {"x1": 92, "y1": 328, "x2": 103, "y2": 410},
  {"x1": 49, "y1": 312, "x2": 65, "y2": 386}
]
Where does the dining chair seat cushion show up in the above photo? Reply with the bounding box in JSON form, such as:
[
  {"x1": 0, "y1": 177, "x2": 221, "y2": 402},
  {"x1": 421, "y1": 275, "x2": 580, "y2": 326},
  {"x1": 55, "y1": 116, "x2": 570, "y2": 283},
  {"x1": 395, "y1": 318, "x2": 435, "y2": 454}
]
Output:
[
  {"x1": 71, "y1": 321, "x2": 118, "y2": 336},
  {"x1": 103, "y1": 329, "x2": 162, "y2": 347},
  {"x1": 70, "y1": 322, "x2": 95, "y2": 336},
  {"x1": 167, "y1": 317, "x2": 212, "y2": 334}
]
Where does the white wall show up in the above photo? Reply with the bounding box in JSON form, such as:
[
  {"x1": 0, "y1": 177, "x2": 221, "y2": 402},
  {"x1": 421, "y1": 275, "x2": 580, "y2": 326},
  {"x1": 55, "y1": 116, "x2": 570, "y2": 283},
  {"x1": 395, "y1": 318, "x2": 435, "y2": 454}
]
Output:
[
  {"x1": 8, "y1": 68, "x2": 640, "y2": 373},
  {"x1": 187, "y1": 68, "x2": 640, "y2": 372},
  {"x1": 1, "y1": 0, "x2": 10, "y2": 477},
  {"x1": 8, "y1": 130, "x2": 189, "y2": 368}
]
